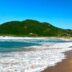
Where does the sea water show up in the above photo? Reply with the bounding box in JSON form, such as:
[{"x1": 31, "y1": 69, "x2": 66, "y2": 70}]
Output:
[{"x1": 0, "y1": 38, "x2": 72, "y2": 72}]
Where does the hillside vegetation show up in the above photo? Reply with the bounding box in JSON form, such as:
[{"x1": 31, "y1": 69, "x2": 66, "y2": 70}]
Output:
[{"x1": 0, "y1": 19, "x2": 72, "y2": 37}]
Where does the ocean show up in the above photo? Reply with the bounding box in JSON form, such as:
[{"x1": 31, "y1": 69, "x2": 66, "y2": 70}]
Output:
[{"x1": 0, "y1": 38, "x2": 72, "y2": 72}]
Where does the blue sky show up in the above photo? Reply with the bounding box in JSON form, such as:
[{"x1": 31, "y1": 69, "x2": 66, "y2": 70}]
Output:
[{"x1": 0, "y1": 0, "x2": 72, "y2": 29}]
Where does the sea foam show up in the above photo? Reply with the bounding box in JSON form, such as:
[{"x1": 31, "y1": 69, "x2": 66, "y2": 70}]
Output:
[{"x1": 0, "y1": 41, "x2": 72, "y2": 72}]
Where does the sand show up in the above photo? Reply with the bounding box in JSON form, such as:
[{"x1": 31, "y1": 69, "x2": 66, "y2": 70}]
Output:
[{"x1": 42, "y1": 51, "x2": 72, "y2": 72}]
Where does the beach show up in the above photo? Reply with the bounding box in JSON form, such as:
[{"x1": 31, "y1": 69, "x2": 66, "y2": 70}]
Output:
[
  {"x1": 42, "y1": 50, "x2": 72, "y2": 72},
  {"x1": 0, "y1": 36, "x2": 72, "y2": 72}
]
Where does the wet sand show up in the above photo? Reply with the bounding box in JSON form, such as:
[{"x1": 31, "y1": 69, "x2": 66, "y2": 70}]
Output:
[{"x1": 42, "y1": 51, "x2": 72, "y2": 72}]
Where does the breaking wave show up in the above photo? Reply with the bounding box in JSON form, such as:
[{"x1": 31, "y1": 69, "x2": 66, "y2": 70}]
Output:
[{"x1": 0, "y1": 38, "x2": 72, "y2": 72}]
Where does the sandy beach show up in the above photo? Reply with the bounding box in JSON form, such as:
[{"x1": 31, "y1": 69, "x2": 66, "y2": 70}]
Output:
[
  {"x1": 42, "y1": 50, "x2": 72, "y2": 72},
  {"x1": 0, "y1": 36, "x2": 72, "y2": 40}
]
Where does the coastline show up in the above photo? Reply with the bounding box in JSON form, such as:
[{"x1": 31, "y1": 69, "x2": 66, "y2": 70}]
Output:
[
  {"x1": 0, "y1": 36, "x2": 72, "y2": 40},
  {"x1": 42, "y1": 50, "x2": 72, "y2": 72}
]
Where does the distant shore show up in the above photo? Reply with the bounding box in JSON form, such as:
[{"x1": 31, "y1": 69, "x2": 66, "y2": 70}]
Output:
[
  {"x1": 42, "y1": 50, "x2": 72, "y2": 72},
  {"x1": 0, "y1": 36, "x2": 72, "y2": 40}
]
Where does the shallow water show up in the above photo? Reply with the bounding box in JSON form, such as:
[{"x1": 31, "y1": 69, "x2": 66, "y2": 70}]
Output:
[{"x1": 0, "y1": 38, "x2": 72, "y2": 72}]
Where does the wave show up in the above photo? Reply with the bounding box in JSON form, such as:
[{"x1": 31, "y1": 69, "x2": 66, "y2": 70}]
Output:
[{"x1": 0, "y1": 42, "x2": 72, "y2": 72}]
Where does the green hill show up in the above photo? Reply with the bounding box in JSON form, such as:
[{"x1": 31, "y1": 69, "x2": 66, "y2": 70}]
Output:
[{"x1": 0, "y1": 19, "x2": 72, "y2": 37}]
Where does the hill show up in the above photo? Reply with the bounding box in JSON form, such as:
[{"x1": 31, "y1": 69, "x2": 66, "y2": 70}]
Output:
[{"x1": 0, "y1": 19, "x2": 72, "y2": 37}]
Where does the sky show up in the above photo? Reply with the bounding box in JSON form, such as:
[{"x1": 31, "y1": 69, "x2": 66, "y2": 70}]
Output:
[{"x1": 0, "y1": 0, "x2": 72, "y2": 29}]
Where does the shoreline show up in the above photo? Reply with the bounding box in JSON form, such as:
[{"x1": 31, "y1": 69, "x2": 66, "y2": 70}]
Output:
[
  {"x1": 42, "y1": 50, "x2": 72, "y2": 72},
  {"x1": 0, "y1": 36, "x2": 72, "y2": 40}
]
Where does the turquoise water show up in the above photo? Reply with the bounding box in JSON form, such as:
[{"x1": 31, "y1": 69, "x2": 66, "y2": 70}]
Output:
[
  {"x1": 0, "y1": 38, "x2": 71, "y2": 52},
  {"x1": 0, "y1": 41, "x2": 39, "y2": 52},
  {"x1": 0, "y1": 41, "x2": 38, "y2": 48}
]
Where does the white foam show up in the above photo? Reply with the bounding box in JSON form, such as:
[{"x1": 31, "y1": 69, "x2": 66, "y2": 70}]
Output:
[
  {"x1": 0, "y1": 36, "x2": 47, "y2": 40},
  {"x1": 0, "y1": 42, "x2": 72, "y2": 72}
]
